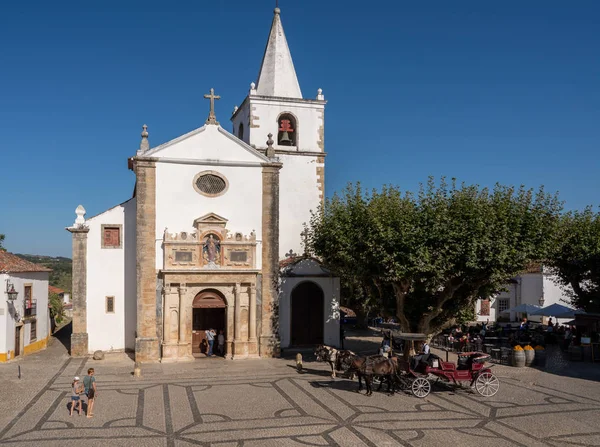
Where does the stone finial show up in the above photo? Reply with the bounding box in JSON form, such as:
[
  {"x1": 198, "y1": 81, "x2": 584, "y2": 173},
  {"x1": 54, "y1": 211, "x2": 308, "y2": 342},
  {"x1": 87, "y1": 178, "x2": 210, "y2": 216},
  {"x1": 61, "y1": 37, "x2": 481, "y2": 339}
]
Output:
[
  {"x1": 249, "y1": 82, "x2": 257, "y2": 96},
  {"x1": 233, "y1": 105, "x2": 238, "y2": 113},
  {"x1": 138, "y1": 124, "x2": 150, "y2": 154},
  {"x1": 274, "y1": 7, "x2": 281, "y2": 15},
  {"x1": 317, "y1": 88, "x2": 325, "y2": 100},
  {"x1": 74, "y1": 205, "x2": 86, "y2": 227},
  {"x1": 266, "y1": 133, "x2": 275, "y2": 158}
]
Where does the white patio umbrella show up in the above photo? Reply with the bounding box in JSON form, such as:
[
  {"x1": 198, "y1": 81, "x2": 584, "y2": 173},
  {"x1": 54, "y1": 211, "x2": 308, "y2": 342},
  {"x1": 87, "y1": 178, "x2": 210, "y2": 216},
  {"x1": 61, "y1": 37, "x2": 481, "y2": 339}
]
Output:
[
  {"x1": 530, "y1": 303, "x2": 574, "y2": 317},
  {"x1": 500, "y1": 303, "x2": 541, "y2": 314}
]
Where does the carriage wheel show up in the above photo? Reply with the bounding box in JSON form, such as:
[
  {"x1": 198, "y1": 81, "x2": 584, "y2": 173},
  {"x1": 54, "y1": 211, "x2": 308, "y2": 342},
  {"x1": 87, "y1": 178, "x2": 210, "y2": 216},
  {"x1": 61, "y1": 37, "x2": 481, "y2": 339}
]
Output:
[
  {"x1": 475, "y1": 372, "x2": 499, "y2": 397},
  {"x1": 411, "y1": 377, "x2": 431, "y2": 398}
]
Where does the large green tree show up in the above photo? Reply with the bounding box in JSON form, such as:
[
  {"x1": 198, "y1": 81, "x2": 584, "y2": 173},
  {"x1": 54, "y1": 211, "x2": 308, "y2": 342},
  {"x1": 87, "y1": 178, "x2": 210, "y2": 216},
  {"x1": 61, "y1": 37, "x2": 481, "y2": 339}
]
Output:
[
  {"x1": 0, "y1": 234, "x2": 5, "y2": 251},
  {"x1": 308, "y1": 179, "x2": 562, "y2": 337},
  {"x1": 547, "y1": 207, "x2": 600, "y2": 313}
]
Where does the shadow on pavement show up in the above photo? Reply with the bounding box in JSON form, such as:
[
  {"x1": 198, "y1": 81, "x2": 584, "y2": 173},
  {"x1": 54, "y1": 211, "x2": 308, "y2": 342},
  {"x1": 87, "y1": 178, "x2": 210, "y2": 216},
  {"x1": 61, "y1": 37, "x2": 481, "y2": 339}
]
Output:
[
  {"x1": 53, "y1": 321, "x2": 72, "y2": 354},
  {"x1": 286, "y1": 364, "x2": 333, "y2": 378}
]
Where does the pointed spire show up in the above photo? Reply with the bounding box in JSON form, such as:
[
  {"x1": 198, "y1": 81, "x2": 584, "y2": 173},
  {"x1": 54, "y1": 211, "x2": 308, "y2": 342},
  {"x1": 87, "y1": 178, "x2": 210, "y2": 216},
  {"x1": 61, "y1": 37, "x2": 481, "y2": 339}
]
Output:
[
  {"x1": 255, "y1": 7, "x2": 302, "y2": 99},
  {"x1": 139, "y1": 124, "x2": 149, "y2": 154}
]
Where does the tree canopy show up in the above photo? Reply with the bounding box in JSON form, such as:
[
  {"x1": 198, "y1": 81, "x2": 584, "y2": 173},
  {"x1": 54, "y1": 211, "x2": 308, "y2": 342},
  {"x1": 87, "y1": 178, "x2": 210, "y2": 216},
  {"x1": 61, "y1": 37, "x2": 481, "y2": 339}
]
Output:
[
  {"x1": 307, "y1": 179, "x2": 563, "y2": 336},
  {"x1": 547, "y1": 208, "x2": 600, "y2": 313},
  {"x1": 0, "y1": 234, "x2": 5, "y2": 251}
]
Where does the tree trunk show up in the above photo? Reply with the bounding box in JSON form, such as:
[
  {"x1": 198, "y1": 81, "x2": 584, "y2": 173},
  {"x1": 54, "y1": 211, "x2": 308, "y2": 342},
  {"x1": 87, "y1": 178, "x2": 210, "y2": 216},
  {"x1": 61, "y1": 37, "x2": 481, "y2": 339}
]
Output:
[{"x1": 354, "y1": 307, "x2": 369, "y2": 329}]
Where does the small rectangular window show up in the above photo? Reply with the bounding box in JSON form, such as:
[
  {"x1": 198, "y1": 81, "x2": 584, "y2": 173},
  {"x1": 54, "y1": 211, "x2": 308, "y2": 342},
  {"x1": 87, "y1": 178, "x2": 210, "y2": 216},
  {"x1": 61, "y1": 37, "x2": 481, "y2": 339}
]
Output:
[
  {"x1": 30, "y1": 320, "x2": 37, "y2": 341},
  {"x1": 104, "y1": 228, "x2": 120, "y2": 247},
  {"x1": 101, "y1": 224, "x2": 123, "y2": 249},
  {"x1": 175, "y1": 251, "x2": 193, "y2": 263},
  {"x1": 498, "y1": 299, "x2": 510, "y2": 313},
  {"x1": 480, "y1": 299, "x2": 490, "y2": 316},
  {"x1": 106, "y1": 296, "x2": 115, "y2": 313}
]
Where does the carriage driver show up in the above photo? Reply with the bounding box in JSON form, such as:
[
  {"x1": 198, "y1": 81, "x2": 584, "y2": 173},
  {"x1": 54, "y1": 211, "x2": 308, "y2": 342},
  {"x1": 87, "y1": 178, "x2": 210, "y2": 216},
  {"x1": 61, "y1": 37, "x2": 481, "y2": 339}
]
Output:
[{"x1": 411, "y1": 341, "x2": 431, "y2": 371}]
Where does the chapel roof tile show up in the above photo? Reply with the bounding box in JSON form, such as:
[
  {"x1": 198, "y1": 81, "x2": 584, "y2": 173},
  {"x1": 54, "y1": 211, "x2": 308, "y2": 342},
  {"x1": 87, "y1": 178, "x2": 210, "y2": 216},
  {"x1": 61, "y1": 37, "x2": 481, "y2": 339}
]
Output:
[{"x1": 0, "y1": 251, "x2": 52, "y2": 273}]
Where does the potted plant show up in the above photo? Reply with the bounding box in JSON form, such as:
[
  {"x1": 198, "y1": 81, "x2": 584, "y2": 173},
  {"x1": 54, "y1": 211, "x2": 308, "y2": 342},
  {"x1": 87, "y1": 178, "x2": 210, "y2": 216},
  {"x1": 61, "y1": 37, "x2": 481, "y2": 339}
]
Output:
[
  {"x1": 523, "y1": 345, "x2": 535, "y2": 366},
  {"x1": 512, "y1": 345, "x2": 526, "y2": 367}
]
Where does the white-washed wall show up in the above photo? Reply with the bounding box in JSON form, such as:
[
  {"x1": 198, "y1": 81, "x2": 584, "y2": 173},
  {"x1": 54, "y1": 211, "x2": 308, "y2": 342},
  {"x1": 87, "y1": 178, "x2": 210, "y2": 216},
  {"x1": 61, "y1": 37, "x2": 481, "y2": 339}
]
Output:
[
  {"x1": 0, "y1": 272, "x2": 49, "y2": 355},
  {"x1": 86, "y1": 200, "x2": 136, "y2": 352},
  {"x1": 155, "y1": 162, "x2": 263, "y2": 270},
  {"x1": 278, "y1": 153, "x2": 321, "y2": 258},
  {"x1": 0, "y1": 273, "x2": 8, "y2": 354}
]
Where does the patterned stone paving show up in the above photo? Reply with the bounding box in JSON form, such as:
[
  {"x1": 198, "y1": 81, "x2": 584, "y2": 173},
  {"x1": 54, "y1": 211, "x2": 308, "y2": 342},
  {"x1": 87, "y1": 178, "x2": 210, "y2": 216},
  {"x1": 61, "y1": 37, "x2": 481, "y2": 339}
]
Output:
[{"x1": 1, "y1": 349, "x2": 600, "y2": 447}]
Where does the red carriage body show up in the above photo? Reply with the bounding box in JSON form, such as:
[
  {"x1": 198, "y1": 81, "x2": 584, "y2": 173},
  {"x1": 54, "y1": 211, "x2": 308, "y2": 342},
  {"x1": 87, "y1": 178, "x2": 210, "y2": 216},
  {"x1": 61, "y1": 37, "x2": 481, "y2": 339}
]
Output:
[{"x1": 400, "y1": 351, "x2": 500, "y2": 398}]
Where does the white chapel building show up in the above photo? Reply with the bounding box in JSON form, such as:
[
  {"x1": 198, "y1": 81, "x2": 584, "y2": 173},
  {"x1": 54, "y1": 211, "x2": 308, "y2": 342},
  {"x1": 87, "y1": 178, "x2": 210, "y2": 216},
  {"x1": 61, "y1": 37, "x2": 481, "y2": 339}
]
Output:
[{"x1": 67, "y1": 7, "x2": 340, "y2": 362}]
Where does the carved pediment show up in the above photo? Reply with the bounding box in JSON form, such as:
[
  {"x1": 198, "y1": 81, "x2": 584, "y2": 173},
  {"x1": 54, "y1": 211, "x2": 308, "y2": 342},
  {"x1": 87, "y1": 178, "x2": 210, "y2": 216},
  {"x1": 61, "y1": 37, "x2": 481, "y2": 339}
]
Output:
[{"x1": 194, "y1": 213, "x2": 229, "y2": 231}]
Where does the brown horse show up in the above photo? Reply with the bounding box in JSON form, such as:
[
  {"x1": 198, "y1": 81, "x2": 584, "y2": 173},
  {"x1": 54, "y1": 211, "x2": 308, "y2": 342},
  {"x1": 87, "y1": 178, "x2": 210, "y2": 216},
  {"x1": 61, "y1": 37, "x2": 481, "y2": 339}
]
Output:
[
  {"x1": 314, "y1": 345, "x2": 358, "y2": 378},
  {"x1": 350, "y1": 355, "x2": 398, "y2": 396}
]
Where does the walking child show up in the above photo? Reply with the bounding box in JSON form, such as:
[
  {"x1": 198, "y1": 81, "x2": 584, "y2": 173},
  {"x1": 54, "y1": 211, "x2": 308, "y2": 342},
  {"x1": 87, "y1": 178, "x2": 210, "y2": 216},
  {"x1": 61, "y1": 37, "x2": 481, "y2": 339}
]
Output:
[{"x1": 70, "y1": 376, "x2": 83, "y2": 416}]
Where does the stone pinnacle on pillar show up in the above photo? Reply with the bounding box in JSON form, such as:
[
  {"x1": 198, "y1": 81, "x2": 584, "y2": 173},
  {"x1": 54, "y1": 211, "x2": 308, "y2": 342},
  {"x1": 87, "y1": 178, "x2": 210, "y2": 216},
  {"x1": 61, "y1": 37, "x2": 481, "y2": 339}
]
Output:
[
  {"x1": 138, "y1": 124, "x2": 150, "y2": 154},
  {"x1": 266, "y1": 133, "x2": 275, "y2": 158}
]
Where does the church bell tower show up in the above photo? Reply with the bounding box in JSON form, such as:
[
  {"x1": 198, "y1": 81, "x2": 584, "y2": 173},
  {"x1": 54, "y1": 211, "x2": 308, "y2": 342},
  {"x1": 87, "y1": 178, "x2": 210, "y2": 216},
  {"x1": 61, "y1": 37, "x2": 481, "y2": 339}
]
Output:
[{"x1": 231, "y1": 6, "x2": 326, "y2": 258}]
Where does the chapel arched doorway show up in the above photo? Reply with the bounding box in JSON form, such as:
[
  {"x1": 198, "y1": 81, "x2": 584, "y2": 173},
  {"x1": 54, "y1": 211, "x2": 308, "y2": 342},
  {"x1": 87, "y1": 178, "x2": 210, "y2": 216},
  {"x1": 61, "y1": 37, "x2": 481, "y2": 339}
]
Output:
[
  {"x1": 291, "y1": 281, "x2": 324, "y2": 346},
  {"x1": 192, "y1": 290, "x2": 227, "y2": 356}
]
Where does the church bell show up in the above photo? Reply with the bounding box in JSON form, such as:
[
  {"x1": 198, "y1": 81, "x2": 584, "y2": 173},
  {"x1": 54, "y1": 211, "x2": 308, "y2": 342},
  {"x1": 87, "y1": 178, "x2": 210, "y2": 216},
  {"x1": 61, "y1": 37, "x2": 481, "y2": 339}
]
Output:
[{"x1": 279, "y1": 131, "x2": 292, "y2": 145}]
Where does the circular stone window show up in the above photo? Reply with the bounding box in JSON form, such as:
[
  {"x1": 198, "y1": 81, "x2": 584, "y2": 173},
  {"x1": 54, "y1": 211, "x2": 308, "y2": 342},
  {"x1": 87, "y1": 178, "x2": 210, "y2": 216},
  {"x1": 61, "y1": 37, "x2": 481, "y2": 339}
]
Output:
[{"x1": 193, "y1": 171, "x2": 229, "y2": 197}]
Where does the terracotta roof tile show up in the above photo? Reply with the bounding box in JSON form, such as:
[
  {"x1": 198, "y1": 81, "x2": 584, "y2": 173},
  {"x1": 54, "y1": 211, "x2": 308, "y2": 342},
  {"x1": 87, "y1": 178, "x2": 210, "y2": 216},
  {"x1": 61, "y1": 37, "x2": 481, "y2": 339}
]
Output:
[
  {"x1": 0, "y1": 251, "x2": 52, "y2": 273},
  {"x1": 48, "y1": 285, "x2": 65, "y2": 294}
]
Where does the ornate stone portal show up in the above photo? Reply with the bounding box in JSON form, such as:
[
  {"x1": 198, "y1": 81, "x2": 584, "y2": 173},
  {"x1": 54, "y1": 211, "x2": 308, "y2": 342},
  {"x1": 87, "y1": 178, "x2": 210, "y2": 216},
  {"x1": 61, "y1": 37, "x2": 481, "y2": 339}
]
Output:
[{"x1": 160, "y1": 213, "x2": 260, "y2": 361}]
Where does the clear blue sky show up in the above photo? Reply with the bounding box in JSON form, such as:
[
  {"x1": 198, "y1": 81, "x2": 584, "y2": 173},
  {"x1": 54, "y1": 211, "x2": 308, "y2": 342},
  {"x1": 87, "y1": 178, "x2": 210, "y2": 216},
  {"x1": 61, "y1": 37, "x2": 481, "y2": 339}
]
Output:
[{"x1": 1, "y1": 1, "x2": 599, "y2": 257}]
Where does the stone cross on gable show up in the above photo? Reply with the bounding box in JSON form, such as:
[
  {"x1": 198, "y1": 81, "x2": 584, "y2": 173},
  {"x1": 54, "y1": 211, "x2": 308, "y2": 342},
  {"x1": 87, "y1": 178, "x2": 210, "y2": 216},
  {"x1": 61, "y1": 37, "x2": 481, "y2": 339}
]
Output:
[
  {"x1": 300, "y1": 227, "x2": 310, "y2": 256},
  {"x1": 204, "y1": 88, "x2": 221, "y2": 125},
  {"x1": 285, "y1": 249, "x2": 297, "y2": 258}
]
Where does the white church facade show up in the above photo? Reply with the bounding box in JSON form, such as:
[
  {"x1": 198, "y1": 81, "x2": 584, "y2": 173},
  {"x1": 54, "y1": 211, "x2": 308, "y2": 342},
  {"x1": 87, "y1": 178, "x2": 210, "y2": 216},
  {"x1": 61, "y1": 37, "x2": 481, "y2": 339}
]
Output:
[{"x1": 67, "y1": 7, "x2": 340, "y2": 362}]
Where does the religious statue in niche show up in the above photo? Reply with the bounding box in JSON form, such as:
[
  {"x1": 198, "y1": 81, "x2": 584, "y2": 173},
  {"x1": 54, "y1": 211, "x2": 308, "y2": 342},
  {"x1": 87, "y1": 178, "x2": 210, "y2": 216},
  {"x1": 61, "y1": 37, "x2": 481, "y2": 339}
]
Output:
[{"x1": 203, "y1": 234, "x2": 221, "y2": 268}]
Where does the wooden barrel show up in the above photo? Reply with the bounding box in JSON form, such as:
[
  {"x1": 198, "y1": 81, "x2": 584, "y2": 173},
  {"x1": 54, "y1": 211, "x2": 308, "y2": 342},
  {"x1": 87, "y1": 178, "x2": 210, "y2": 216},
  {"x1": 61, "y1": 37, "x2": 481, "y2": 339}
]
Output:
[
  {"x1": 512, "y1": 350, "x2": 526, "y2": 367},
  {"x1": 524, "y1": 349, "x2": 535, "y2": 366},
  {"x1": 535, "y1": 350, "x2": 546, "y2": 367}
]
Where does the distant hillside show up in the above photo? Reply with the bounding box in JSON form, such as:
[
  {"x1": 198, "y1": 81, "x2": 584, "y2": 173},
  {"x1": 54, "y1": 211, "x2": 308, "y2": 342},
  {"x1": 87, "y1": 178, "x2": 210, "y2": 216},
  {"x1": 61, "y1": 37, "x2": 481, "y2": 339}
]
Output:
[{"x1": 15, "y1": 254, "x2": 72, "y2": 292}]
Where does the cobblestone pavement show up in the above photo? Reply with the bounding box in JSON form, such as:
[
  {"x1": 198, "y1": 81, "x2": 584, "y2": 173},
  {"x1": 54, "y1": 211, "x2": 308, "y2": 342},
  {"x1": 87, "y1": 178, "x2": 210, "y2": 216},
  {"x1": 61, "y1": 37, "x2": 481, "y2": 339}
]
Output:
[{"x1": 1, "y1": 334, "x2": 600, "y2": 446}]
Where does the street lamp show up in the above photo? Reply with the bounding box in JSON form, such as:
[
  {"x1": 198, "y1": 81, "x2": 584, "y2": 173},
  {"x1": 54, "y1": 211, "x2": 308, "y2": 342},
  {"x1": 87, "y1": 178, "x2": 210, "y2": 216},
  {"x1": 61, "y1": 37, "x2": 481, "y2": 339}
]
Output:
[
  {"x1": 5, "y1": 281, "x2": 18, "y2": 301},
  {"x1": 538, "y1": 296, "x2": 545, "y2": 307}
]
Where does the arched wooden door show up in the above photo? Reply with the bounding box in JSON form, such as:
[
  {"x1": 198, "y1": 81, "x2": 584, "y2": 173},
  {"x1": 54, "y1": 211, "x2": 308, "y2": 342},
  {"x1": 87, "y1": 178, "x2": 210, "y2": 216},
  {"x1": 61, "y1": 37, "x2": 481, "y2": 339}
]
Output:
[
  {"x1": 291, "y1": 281, "x2": 324, "y2": 346},
  {"x1": 192, "y1": 290, "x2": 226, "y2": 355}
]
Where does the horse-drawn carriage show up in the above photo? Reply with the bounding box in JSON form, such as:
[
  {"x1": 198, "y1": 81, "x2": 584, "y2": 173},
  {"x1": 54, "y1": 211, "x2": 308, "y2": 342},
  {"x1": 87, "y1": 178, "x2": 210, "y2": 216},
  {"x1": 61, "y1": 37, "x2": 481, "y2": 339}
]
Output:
[
  {"x1": 315, "y1": 332, "x2": 500, "y2": 398},
  {"x1": 397, "y1": 351, "x2": 499, "y2": 398}
]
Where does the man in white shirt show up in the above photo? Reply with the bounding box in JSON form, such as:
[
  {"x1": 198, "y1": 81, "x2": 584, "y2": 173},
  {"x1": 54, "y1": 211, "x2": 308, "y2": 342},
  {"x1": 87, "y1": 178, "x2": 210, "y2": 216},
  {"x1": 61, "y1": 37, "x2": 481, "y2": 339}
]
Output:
[{"x1": 205, "y1": 329, "x2": 215, "y2": 357}]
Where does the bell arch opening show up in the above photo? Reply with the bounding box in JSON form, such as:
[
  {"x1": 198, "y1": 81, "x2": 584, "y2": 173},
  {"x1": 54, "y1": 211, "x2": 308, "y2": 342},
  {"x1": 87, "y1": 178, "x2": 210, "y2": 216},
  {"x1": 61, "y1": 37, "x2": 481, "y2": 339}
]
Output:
[{"x1": 277, "y1": 112, "x2": 297, "y2": 147}]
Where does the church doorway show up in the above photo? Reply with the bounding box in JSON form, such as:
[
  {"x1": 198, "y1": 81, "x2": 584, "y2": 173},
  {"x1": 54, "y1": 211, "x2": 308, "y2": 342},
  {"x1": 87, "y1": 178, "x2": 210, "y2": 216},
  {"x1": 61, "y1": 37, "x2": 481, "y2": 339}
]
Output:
[
  {"x1": 192, "y1": 290, "x2": 227, "y2": 356},
  {"x1": 291, "y1": 281, "x2": 324, "y2": 346}
]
